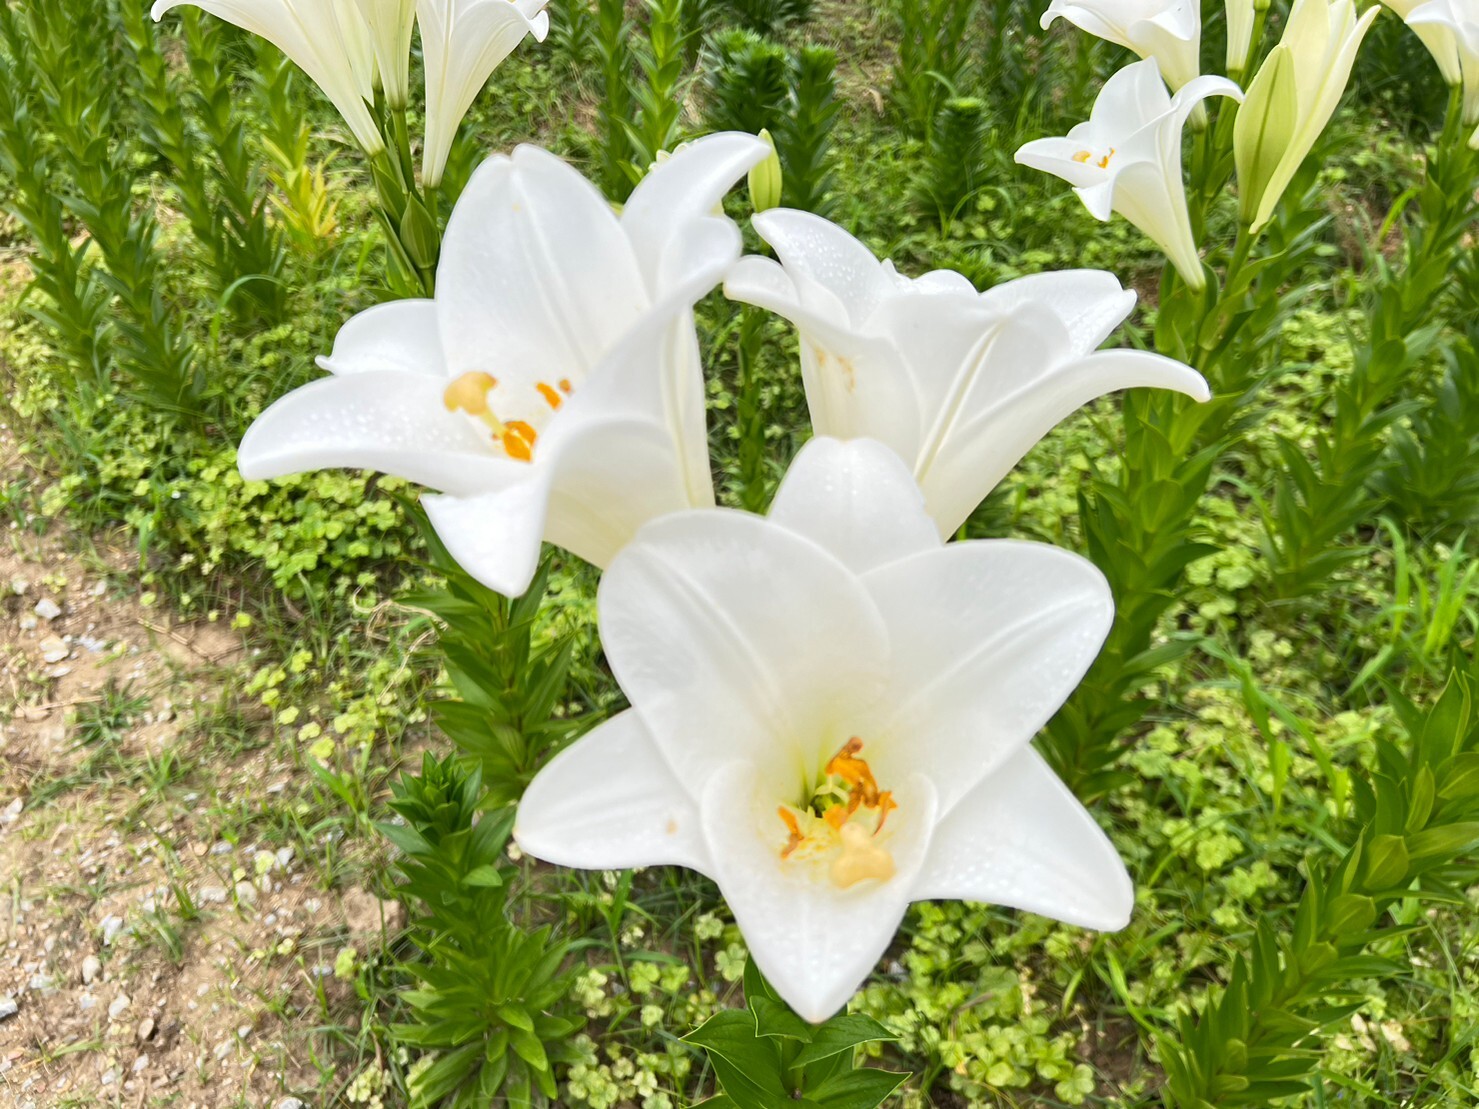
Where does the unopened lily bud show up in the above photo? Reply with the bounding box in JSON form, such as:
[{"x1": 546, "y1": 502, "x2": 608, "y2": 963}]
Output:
[
  {"x1": 399, "y1": 196, "x2": 439, "y2": 270},
  {"x1": 1233, "y1": 0, "x2": 1377, "y2": 232},
  {"x1": 748, "y1": 129, "x2": 784, "y2": 214},
  {"x1": 1226, "y1": 0, "x2": 1256, "y2": 74}
]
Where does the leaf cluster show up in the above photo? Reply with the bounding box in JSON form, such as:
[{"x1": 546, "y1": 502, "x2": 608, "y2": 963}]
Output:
[
  {"x1": 382, "y1": 753, "x2": 586, "y2": 1108},
  {"x1": 685, "y1": 960, "x2": 908, "y2": 1109},
  {"x1": 1158, "y1": 670, "x2": 1479, "y2": 1107}
]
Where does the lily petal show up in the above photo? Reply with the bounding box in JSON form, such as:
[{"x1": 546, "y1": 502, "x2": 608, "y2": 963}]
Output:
[
  {"x1": 421, "y1": 476, "x2": 553, "y2": 597},
  {"x1": 861, "y1": 540, "x2": 1114, "y2": 814},
  {"x1": 621, "y1": 132, "x2": 771, "y2": 292},
  {"x1": 154, "y1": 0, "x2": 382, "y2": 153},
  {"x1": 316, "y1": 299, "x2": 443, "y2": 376},
  {"x1": 541, "y1": 415, "x2": 706, "y2": 572},
  {"x1": 768, "y1": 438, "x2": 939, "y2": 576},
  {"x1": 418, "y1": 0, "x2": 549, "y2": 187},
  {"x1": 515, "y1": 710, "x2": 709, "y2": 871},
  {"x1": 437, "y1": 143, "x2": 648, "y2": 385},
  {"x1": 750, "y1": 209, "x2": 896, "y2": 326},
  {"x1": 911, "y1": 748, "x2": 1133, "y2": 931},
  {"x1": 977, "y1": 270, "x2": 1136, "y2": 358},
  {"x1": 701, "y1": 763, "x2": 937, "y2": 1023},
  {"x1": 920, "y1": 346, "x2": 1210, "y2": 537},
  {"x1": 236, "y1": 370, "x2": 517, "y2": 496},
  {"x1": 599, "y1": 511, "x2": 890, "y2": 790},
  {"x1": 724, "y1": 254, "x2": 923, "y2": 456}
]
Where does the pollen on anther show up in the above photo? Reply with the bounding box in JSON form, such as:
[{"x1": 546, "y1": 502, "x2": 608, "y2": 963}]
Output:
[
  {"x1": 536, "y1": 382, "x2": 564, "y2": 409},
  {"x1": 502, "y1": 420, "x2": 538, "y2": 462}
]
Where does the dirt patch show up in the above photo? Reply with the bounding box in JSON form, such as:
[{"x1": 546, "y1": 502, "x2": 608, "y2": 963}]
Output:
[{"x1": 0, "y1": 464, "x2": 395, "y2": 1106}]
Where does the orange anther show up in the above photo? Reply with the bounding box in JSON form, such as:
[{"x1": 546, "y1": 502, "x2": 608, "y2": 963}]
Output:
[
  {"x1": 536, "y1": 382, "x2": 564, "y2": 409},
  {"x1": 875, "y1": 791, "x2": 897, "y2": 832},
  {"x1": 558, "y1": 378, "x2": 573, "y2": 394},
  {"x1": 778, "y1": 806, "x2": 803, "y2": 858},
  {"x1": 443, "y1": 371, "x2": 498, "y2": 415},
  {"x1": 501, "y1": 420, "x2": 538, "y2": 462}
]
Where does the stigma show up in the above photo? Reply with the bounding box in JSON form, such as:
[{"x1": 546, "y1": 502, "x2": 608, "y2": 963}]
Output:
[{"x1": 776, "y1": 737, "x2": 897, "y2": 889}]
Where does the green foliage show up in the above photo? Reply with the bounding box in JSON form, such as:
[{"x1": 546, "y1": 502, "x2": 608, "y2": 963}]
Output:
[
  {"x1": 707, "y1": 0, "x2": 811, "y2": 36},
  {"x1": 596, "y1": 0, "x2": 635, "y2": 199},
  {"x1": 918, "y1": 96, "x2": 987, "y2": 227},
  {"x1": 889, "y1": 0, "x2": 975, "y2": 139},
  {"x1": 703, "y1": 29, "x2": 790, "y2": 137},
  {"x1": 625, "y1": 0, "x2": 691, "y2": 178},
  {"x1": 777, "y1": 45, "x2": 840, "y2": 217},
  {"x1": 685, "y1": 959, "x2": 906, "y2": 1109},
  {"x1": 383, "y1": 753, "x2": 586, "y2": 1107},
  {"x1": 400, "y1": 515, "x2": 594, "y2": 808},
  {"x1": 9, "y1": 0, "x2": 199, "y2": 413},
  {"x1": 1158, "y1": 670, "x2": 1479, "y2": 1107},
  {"x1": 1263, "y1": 100, "x2": 1479, "y2": 597},
  {"x1": 0, "y1": 16, "x2": 110, "y2": 401}
]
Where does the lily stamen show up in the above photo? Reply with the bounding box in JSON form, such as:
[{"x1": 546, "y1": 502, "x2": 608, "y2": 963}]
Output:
[
  {"x1": 777, "y1": 737, "x2": 897, "y2": 886},
  {"x1": 443, "y1": 371, "x2": 540, "y2": 462}
]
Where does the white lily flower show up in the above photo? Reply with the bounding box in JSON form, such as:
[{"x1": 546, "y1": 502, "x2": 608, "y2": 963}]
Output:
[
  {"x1": 1015, "y1": 59, "x2": 1243, "y2": 289},
  {"x1": 418, "y1": 0, "x2": 551, "y2": 187},
  {"x1": 238, "y1": 133, "x2": 770, "y2": 596},
  {"x1": 722, "y1": 206, "x2": 1210, "y2": 536},
  {"x1": 1042, "y1": 0, "x2": 1203, "y2": 91},
  {"x1": 355, "y1": 0, "x2": 417, "y2": 107},
  {"x1": 515, "y1": 436, "x2": 1134, "y2": 1022},
  {"x1": 1227, "y1": 0, "x2": 1257, "y2": 74},
  {"x1": 1402, "y1": 0, "x2": 1479, "y2": 136},
  {"x1": 152, "y1": 0, "x2": 383, "y2": 154},
  {"x1": 1234, "y1": 0, "x2": 1378, "y2": 230}
]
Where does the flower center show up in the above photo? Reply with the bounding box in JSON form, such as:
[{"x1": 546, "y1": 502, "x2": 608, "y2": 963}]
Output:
[
  {"x1": 776, "y1": 737, "x2": 897, "y2": 889},
  {"x1": 1072, "y1": 146, "x2": 1115, "y2": 169},
  {"x1": 442, "y1": 371, "x2": 573, "y2": 462}
]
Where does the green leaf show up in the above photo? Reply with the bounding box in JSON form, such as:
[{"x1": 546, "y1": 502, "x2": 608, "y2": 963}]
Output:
[
  {"x1": 1405, "y1": 821, "x2": 1479, "y2": 861},
  {"x1": 1323, "y1": 893, "x2": 1375, "y2": 937},
  {"x1": 686, "y1": 1010, "x2": 784, "y2": 1076},
  {"x1": 750, "y1": 996, "x2": 814, "y2": 1042},
  {"x1": 1438, "y1": 752, "x2": 1479, "y2": 800},
  {"x1": 743, "y1": 955, "x2": 783, "y2": 1007},
  {"x1": 793, "y1": 1014, "x2": 896, "y2": 1068},
  {"x1": 462, "y1": 865, "x2": 506, "y2": 889},
  {"x1": 1360, "y1": 833, "x2": 1409, "y2": 889},
  {"x1": 804, "y1": 1067, "x2": 909, "y2": 1109},
  {"x1": 496, "y1": 1003, "x2": 534, "y2": 1033}
]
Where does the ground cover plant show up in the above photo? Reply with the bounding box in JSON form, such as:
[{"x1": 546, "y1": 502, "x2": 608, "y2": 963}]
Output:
[{"x1": 1, "y1": 0, "x2": 1478, "y2": 1106}]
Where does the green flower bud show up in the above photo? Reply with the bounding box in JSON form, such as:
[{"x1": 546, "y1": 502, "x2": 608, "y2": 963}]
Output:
[{"x1": 748, "y1": 129, "x2": 784, "y2": 214}]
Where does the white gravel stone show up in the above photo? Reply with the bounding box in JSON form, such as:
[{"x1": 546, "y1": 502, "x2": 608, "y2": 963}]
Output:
[
  {"x1": 0, "y1": 997, "x2": 17, "y2": 1021},
  {"x1": 81, "y1": 955, "x2": 101, "y2": 984},
  {"x1": 108, "y1": 993, "x2": 131, "y2": 1020},
  {"x1": 33, "y1": 598, "x2": 61, "y2": 621}
]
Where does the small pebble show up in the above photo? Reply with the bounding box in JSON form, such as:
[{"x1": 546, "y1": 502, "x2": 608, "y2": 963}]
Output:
[
  {"x1": 81, "y1": 955, "x2": 101, "y2": 984},
  {"x1": 0, "y1": 997, "x2": 17, "y2": 1022},
  {"x1": 136, "y1": 1017, "x2": 155, "y2": 1043},
  {"x1": 33, "y1": 598, "x2": 61, "y2": 621},
  {"x1": 277, "y1": 1099, "x2": 305, "y2": 1109},
  {"x1": 108, "y1": 994, "x2": 131, "y2": 1020}
]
